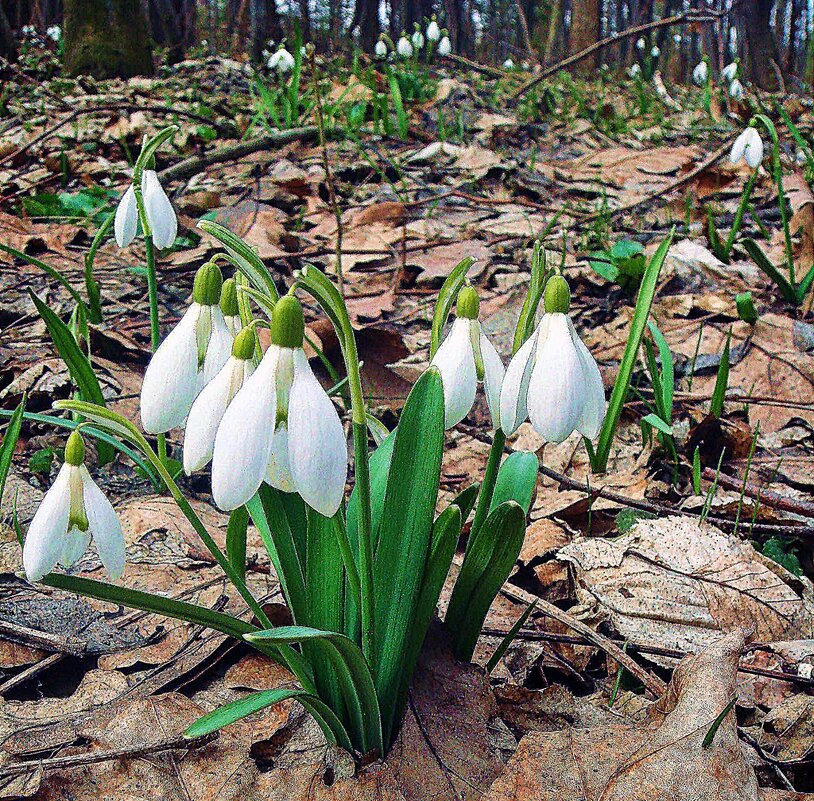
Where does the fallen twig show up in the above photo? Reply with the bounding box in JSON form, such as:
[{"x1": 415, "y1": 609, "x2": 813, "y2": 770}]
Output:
[{"x1": 702, "y1": 467, "x2": 814, "y2": 519}]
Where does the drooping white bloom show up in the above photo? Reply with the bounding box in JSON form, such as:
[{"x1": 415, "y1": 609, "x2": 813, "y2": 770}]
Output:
[
  {"x1": 219, "y1": 278, "x2": 243, "y2": 337},
  {"x1": 211, "y1": 296, "x2": 347, "y2": 517},
  {"x1": 22, "y1": 24, "x2": 35, "y2": 36},
  {"x1": 114, "y1": 170, "x2": 177, "y2": 250},
  {"x1": 23, "y1": 432, "x2": 125, "y2": 583},
  {"x1": 140, "y1": 263, "x2": 233, "y2": 433},
  {"x1": 397, "y1": 33, "x2": 413, "y2": 58},
  {"x1": 722, "y1": 61, "x2": 738, "y2": 82},
  {"x1": 627, "y1": 63, "x2": 641, "y2": 78},
  {"x1": 636, "y1": 37, "x2": 646, "y2": 50},
  {"x1": 438, "y1": 35, "x2": 452, "y2": 56},
  {"x1": 412, "y1": 27, "x2": 424, "y2": 50},
  {"x1": 268, "y1": 46, "x2": 295, "y2": 72},
  {"x1": 430, "y1": 286, "x2": 504, "y2": 430},
  {"x1": 375, "y1": 38, "x2": 388, "y2": 59},
  {"x1": 46, "y1": 24, "x2": 61, "y2": 42},
  {"x1": 500, "y1": 275, "x2": 605, "y2": 442},
  {"x1": 730, "y1": 126, "x2": 763, "y2": 169},
  {"x1": 503, "y1": 58, "x2": 515, "y2": 69},
  {"x1": 427, "y1": 19, "x2": 441, "y2": 42},
  {"x1": 728, "y1": 78, "x2": 744, "y2": 100},
  {"x1": 673, "y1": 33, "x2": 682, "y2": 44},
  {"x1": 692, "y1": 60, "x2": 708, "y2": 85},
  {"x1": 650, "y1": 45, "x2": 660, "y2": 58},
  {"x1": 183, "y1": 327, "x2": 256, "y2": 474}
]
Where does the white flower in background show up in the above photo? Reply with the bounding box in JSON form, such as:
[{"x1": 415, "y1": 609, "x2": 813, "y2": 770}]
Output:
[
  {"x1": 692, "y1": 60, "x2": 708, "y2": 85},
  {"x1": 627, "y1": 63, "x2": 641, "y2": 78},
  {"x1": 211, "y1": 295, "x2": 347, "y2": 516},
  {"x1": 796, "y1": 149, "x2": 808, "y2": 166},
  {"x1": 650, "y1": 45, "x2": 660, "y2": 58},
  {"x1": 21, "y1": 24, "x2": 35, "y2": 37},
  {"x1": 46, "y1": 24, "x2": 61, "y2": 42},
  {"x1": 140, "y1": 262, "x2": 233, "y2": 433},
  {"x1": 438, "y1": 34, "x2": 451, "y2": 56},
  {"x1": 673, "y1": 33, "x2": 682, "y2": 44},
  {"x1": 397, "y1": 33, "x2": 413, "y2": 58},
  {"x1": 114, "y1": 170, "x2": 177, "y2": 250},
  {"x1": 500, "y1": 275, "x2": 605, "y2": 443},
  {"x1": 268, "y1": 45, "x2": 294, "y2": 72},
  {"x1": 503, "y1": 58, "x2": 515, "y2": 69},
  {"x1": 722, "y1": 61, "x2": 738, "y2": 82},
  {"x1": 728, "y1": 78, "x2": 744, "y2": 99},
  {"x1": 427, "y1": 18, "x2": 441, "y2": 42},
  {"x1": 219, "y1": 278, "x2": 242, "y2": 337},
  {"x1": 375, "y1": 38, "x2": 388, "y2": 59},
  {"x1": 183, "y1": 327, "x2": 256, "y2": 474},
  {"x1": 430, "y1": 285, "x2": 505, "y2": 430},
  {"x1": 636, "y1": 37, "x2": 646, "y2": 50},
  {"x1": 412, "y1": 24, "x2": 424, "y2": 50},
  {"x1": 730, "y1": 125, "x2": 763, "y2": 169},
  {"x1": 23, "y1": 432, "x2": 125, "y2": 583}
]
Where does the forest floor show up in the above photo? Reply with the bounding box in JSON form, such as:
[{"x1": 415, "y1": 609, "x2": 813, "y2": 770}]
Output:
[{"x1": 1, "y1": 42, "x2": 814, "y2": 799}]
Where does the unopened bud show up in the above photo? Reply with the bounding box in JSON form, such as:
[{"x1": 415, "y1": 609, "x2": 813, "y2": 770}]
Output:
[
  {"x1": 544, "y1": 274, "x2": 571, "y2": 314},
  {"x1": 232, "y1": 326, "x2": 257, "y2": 360},
  {"x1": 271, "y1": 295, "x2": 305, "y2": 348},
  {"x1": 65, "y1": 430, "x2": 86, "y2": 466},
  {"x1": 193, "y1": 262, "x2": 224, "y2": 306},
  {"x1": 457, "y1": 285, "x2": 480, "y2": 320},
  {"x1": 220, "y1": 278, "x2": 239, "y2": 317}
]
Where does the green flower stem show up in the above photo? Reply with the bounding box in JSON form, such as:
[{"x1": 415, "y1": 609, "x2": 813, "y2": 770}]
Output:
[
  {"x1": 724, "y1": 166, "x2": 759, "y2": 256},
  {"x1": 353, "y1": 419, "x2": 375, "y2": 662},
  {"x1": 332, "y1": 514, "x2": 362, "y2": 613},
  {"x1": 467, "y1": 427, "x2": 506, "y2": 554}
]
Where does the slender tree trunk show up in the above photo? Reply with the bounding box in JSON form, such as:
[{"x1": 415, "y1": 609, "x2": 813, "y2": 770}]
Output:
[
  {"x1": 0, "y1": 3, "x2": 16, "y2": 61},
  {"x1": 568, "y1": 0, "x2": 601, "y2": 70},
  {"x1": 444, "y1": 0, "x2": 472, "y2": 56},
  {"x1": 354, "y1": 0, "x2": 379, "y2": 51},
  {"x1": 787, "y1": 0, "x2": 801, "y2": 75},
  {"x1": 63, "y1": 0, "x2": 153, "y2": 77},
  {"x1": 739, "y1": 0, "x2": 782, "y2": 89}
]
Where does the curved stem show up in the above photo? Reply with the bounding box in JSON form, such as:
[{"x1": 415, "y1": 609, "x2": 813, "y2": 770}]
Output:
[{"x1": 467, "y1": 427, "x2": 505, "y2": 553}]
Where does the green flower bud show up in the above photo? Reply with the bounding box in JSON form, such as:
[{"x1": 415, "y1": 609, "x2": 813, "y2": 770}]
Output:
[
  {"x1": 232, "y1": 326, "x2": 257, "y2": 360},
  {"x1": 193, "y1": 262, "x2": 224, "y2": 306},
  {"x1": 456, "y1": 285, "x2": 480, "y2": 320},
  {"x1": 271, "y1": 295, "x2": 305, "y2": 348},
  {"x1": 220, "y1": 278, "x2": 239, "y2": 317},
  {"x1": 544, "y1": 274, "x2": 571, "y2": 314},
  {"x1": 64, "y1": 430, "x2": 86, "y2": 466}
]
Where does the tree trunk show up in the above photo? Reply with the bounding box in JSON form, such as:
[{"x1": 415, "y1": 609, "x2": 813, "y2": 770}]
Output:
[
  {"x1": 63, "y1": 0, "x2": 153, "y2": 78},
  {"x1": 0, "y1": 3, "x2": 17, "y2": 62},
  {"x1": 444, "y1": 0, "x2": 473, "y2": 57},
  {"x1": 354, "y1": 0, "x2": 380, "y2": 52},
  {"x1": 149, "y1": 0, "x2": 196, "y2": 64},
  {"x1": 568, "y1": 0, "x2": 601, "y2": 71},
  {"x1": 739, "y1": 0, "x2": 782, "y2": 89}
]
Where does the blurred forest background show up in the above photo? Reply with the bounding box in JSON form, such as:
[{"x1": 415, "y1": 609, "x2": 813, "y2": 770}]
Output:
[{"x1": 0, "y1": 0, "x2": 809, "y2": 91}]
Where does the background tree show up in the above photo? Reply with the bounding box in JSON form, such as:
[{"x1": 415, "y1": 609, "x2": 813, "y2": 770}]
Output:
[
  {"x1": 737, "y1": 0, "x2": 782, "y2": 89},
  {"x1": 0, "y1": 4, "x2": 16, "y2": 61},
  {"x1": 63, "y1": 0, "x2": 153, "y2": 78},
  {"x1": 568, "y1": 0, "x2": 602, "y2": 70}
]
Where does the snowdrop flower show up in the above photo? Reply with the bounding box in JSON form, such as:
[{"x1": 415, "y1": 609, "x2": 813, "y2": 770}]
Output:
[
  {"x1": 722, "y1": 61, "x2": 738, "y2": 82},
  {"x1": 211, "y1": 295, "x2": 347, "y2": 516},
  {"x1": 503, "y1": 58, "x2": 515, "y2": 69},
  {"x1": 500, "y1": 275, "x2": 605, "y2": 443},
  {"x1": 375, "y1": 37, "x2": 388, "y2": 59},
  {"x1": 430, "y1": 286, "x2": 504, "y2": 430},
  {"x1": 114, "y1": 170, "x2": 177, "y2": 250},
  {"x1": 627, "y1": 63, "x2": 641, "y2": 78},
  {"x1": 140, "y1": 262, "x2": 233, "y2": 433},
  {"x1": 728, "y1": 78, "x2": 744, "y2": 100},
  {"x1": 22, "y1": 24, "x2": 35, "y2": 36},
  {"x1": 183, "y1": 327, "x2": 256, "y2": 474},
  {"x1": 636, "y1": 37, "x2": 646, "y2": 50},
  {"x1": 692, "y1": 60, "x2": 708, "y2": 85},
  {"x1": 673, "y1": 33, "x2": 682, "y2": 44},
  {"x1": 397, "y1": 33, "x2": 413, "y2": 58},
  {"x1": 427, "y1": 17, "x2": 441, "y2": 42},
  {"x1": 268, "y1": 45, "x2": 294, "y2": 72},
  {"x1": 220, "y1": 278, "x2": 242, "y2": 337},
  {"x1": 730, "y1": 125, "x2": 763, "y2": 169},
  {"x1": 23, "y1": 431, "x2": 125, "y2": 583},
  {"x1": 46, "y1": 24, "x2": 61, "y2": 42},
  {"x1": 411, "y1": 25, "x2": 424, "y2": 50},
  {"x1": 650, "y1": 45, "x2": 660, "y2": 58},
  {"x1": 438, "y1": 33, "x2": 452, "y2": 56}
]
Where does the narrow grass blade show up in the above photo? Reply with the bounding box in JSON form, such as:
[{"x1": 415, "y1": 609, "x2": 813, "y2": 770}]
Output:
[
  {"x1": 0, "y1": 244, "x2": 88, "y2": 313},
  {"x1": 647, "y1": 320, "x2": 673, "y2": 421},
  {"x1": 709, "y1": 328, "x2": 732, "y2": 419},
  {"x1": 486, "y1": 599, "x2": 536, "y2": 673},
  {"x1": 430, "y1": 256, "x2": 474, "y2": 359},
  {"x1": 742, "y1": 239, "x2": 799, "y2": 304},
  {"x1": 0, "y1": 397, "x2": 25, "y2": 507}
]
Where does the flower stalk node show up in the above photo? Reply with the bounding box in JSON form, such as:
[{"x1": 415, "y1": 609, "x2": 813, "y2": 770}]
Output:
[
  {"x1": 544, "y1": 274, "x2": 570, "y2": 314},
  {"x1": 456, "y1": 285, "x2": 480, "y2": 320},
  {"x1": 194, "y1": 263, "x2": 225, "y2": 307},
  {"x1": 220, "y1": 278, "x2": 239, "y2": 317},
  {"x1": 271, "y1": 295, "x2": 305, "y2": 348},
  {"x1": 232, "y1": 326, "x2": 257, "y2": 361},
  {"x1": 64, "y1": 430, "x2": 86, "y2": 466}
]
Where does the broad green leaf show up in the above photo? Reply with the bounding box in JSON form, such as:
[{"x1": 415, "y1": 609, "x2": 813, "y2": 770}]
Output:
[
  {"x1": 226, "y1": 507, "x2": 248, "y2": 585},
  {"x1": 372, "y1": 369, "x2": 444, "y2": 745},
  {"x1": 0, "y1": 397, "x2": 25, "y2": 509},
  {"x1": 448, "y1": 482, "x2": 480, "y2": 523},
  {"x1": 642, "y1": 412, "x2": 673, "y2": 436},
  {"x1": 489, "y1": 451, "x2": 538, "y2": 515},
  {"x1": 430, "y1": 256, "x2": 474, "y2": 359},
  {"x1": 184, "y1": 688, "x2": 352, "y2": 751},
  {"x1": 742, "y1": 239, "x2": 799, "y2": 304},
  {"x1": 29, "y1": 292, "x2": 113, "y2": 465}
]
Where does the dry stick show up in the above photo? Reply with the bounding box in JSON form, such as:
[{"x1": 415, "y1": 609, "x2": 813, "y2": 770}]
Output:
[
  {"x1": 510, "y1": 10, "x2": 721, "y2": 101},
  {"x1": 158, "y1": 126, "x2": 318, "y2": 182},
  {"x1": 0, "y1": 653, "x2": 64, "y2": 696},
  {"x1": 442, "y1": 52, "x2": 510, "y2": 79},
  {"x1": 701, "y1": 467, "x2": 814, "y2": 519},
  {"x1": 499, "y1": 583, "x2": 668, "y2": 698}
]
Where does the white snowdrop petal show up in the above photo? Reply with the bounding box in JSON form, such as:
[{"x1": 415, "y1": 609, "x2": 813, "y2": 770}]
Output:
[
  {"x1": 499, "y1": 326, "x2": 539, "y2": 435},
  {"x1": 265, "y1": 424, "x2": 296, "y2": 493},
  {"x1": 744, "y1": 128, "x2": 763, "y2": 169},
  {"x1": 431, "y1": 317, "x2": 478, "y2": 428},
  {"x1": 140, "y1": 304, "x2": 201, "y2": 433},
  {"x1": 60, "y1": 527, "x2": 91, "y2": 569},
  {"x1": 438, "y1": 37, "x2": 451, "y2": 56},
  {"x1": 568, "y1": 319, "x2": 606, "y2": 439},
  {"x1": 23, "y1": 463, "x2": 72, "y2": 581},
  {"x1": 141, "y1": 170, "x2": 177, "y2": 250},
  {"x1": 81, "y1": 466, "x2": 125, "y2": 580},
  {"x1": 527, "y1": 314, "x2": 585, "y2": 443},
  {"x1": 201, "y1": 307, "x2": 234, "y2": 386},
  {"x1": 114, "y1": 184, "x2": 138, "y2": 248},
  {"x1": 287, "y1": 349, "x2": 348, "y2": 517},
  {"x1": 480, "y1": 331, "x2": 505, "y2": 430},
  {"x1": 212, "y1": 347, "x2": 279, "y2": 510},
  {"x1": 729, "y1": 130, "x2": 747, "y2": 164}
]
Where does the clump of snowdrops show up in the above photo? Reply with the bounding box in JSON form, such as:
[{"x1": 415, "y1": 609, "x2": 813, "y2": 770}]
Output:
[{"x1": 13, "y1": 127, "x2": 673, "y2": 760}]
